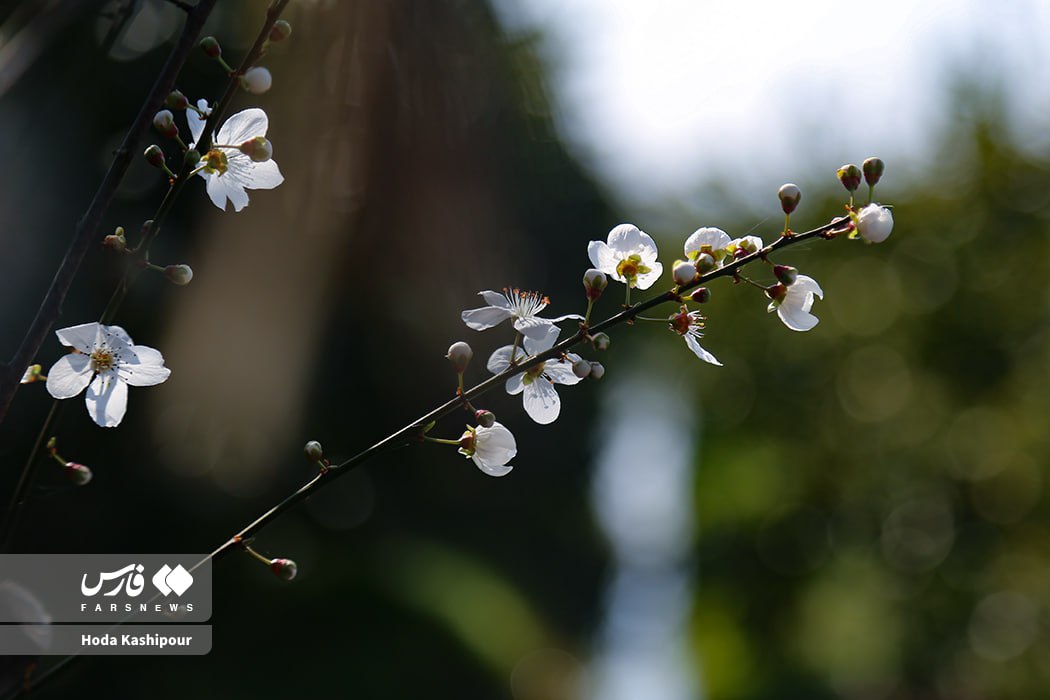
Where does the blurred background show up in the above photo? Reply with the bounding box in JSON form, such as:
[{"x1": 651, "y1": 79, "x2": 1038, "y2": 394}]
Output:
[{"x1": 1, "y1": 0, "x2": 1049, "y2": 698}]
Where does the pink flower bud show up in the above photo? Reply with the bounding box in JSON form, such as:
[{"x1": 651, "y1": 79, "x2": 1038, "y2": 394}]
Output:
[
  {"x1": 143, "y1": 145, "x2": 166, "y2": 169},
  {"x1": 837, "y1": 164, "x2": 862, "y2": 192},
  {"x1": 773, "y1": 265, "x2": 798, "y2": 286},
  {"x1": 270, "y1": 558, "x2": 298, "y2": 581},
  {"x1": 269, "y1": 20, "x2": 292, "y2": 42},
  {"x1": 64, "y1": 462, "x2": 93, "y2": 486},
  {"x1": 165, "y1": 90, "x2": 189, "y2": 110},
  {"x1": 238, "y1": 136, "x2": 273, "y2": 163},
  {"x1": 588, "y1": 362, "x2": 606, "y2": 380},
  {"x1": 778, "y1": 183, "x2": 801, "y2": 215},
  {"x1": 152, "y1": 110, "x2": 178, "y2": 139},
  {"x1": 690, "y1": 287, "x2": 711, "y2": 304},
  {"x1": 446, "y1": 341, "x2": 473, "y2": 373},
  {"x1": 304, "y1": 441, "x2": 324, "y2": 461},
  {"x1": 164, "y1": 264, "x2": 193, "y2": 286},
  {"x1": 474, "y1": 410, "x2": 496, "y2": 428},
  {"x1": 583, "y1": 268, "x2": 608, "y2": 300},
  {"x1": 862, "y1": 157, "x2": 885, "y2": 187},
  {"x1": 241, "y1": 67, "x2": 272, "y2": 95},
  {"x1": 200, "y1": 36, "x2": 222, "y2": 59}
]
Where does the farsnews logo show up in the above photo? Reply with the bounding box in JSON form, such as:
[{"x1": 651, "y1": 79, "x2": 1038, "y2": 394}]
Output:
[{"x1": 81, "y1": 564, "x2": 194, "y2": 598}]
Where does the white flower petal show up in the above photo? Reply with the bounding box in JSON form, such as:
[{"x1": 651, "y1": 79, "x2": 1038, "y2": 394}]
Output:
[
  {"x1": 120, "y1": 345, "x2": 171, "y2": 387},
  {"x1": 634, "y1": 260, "x2": 663, "y2": 290},
  {"x1": 684, "y1": 333, "x2": 722, "y2": 366},
  {"x1": 777, "y1": 304, "x2": 819, "y2": 331},
  {"x1": 793, "y1": 275, "x2": 824, "y2": 298},
  {"x1": 522, "y1": 378, "x2": 561, "y2": 424},
  {"x1": 471, "y1": 422, "x2": 516, "y2": 477},
  {"x1": 513, "y1": 316, "x2": 556, "y2": 340},
  {"x1": 523, "y1": 327, "x2": 560, "y2": 355},
  {"x1": 487, "y1": 345, "x2": 519, "y2": 374},
  {"x1": 187, "y1": 99, "x2": 209, "y2": 147},
  {"x1": 242, "y1": 158, "x2": 284, "y2": 190},
  {"x1": 684, "y1": 227, "x2": 731, "y2": 260},
  {"x1": 479, "y1": 290, "x2": 513, "y2": 309},
  {"x1": 544, "y1": 359, "x2": 584, "y2": 386},
  {"x1": 607, "y1": 224, "x2": 644, "y2": 252},
  {"x1": 45, "y1": 354, "x2": 93, "y2": 399},
  {"x1": 463, "y1": 305, "x2": 513, "y2": 331},
  {"x1": 85, "y1": 373, "x2": 128, "y2": 428},
  {"x1": 217, "y1": 108, "x2": 269, "y2": 145},
  {"x1": 54, "y1": 322, "x2": 101, "y2": 353},
  {"x1": 587, "y1": 240, "x2": 619, "y2": 277},
  {"x1": 505, "y1": 373, "x2": 525, "y2": 395}
]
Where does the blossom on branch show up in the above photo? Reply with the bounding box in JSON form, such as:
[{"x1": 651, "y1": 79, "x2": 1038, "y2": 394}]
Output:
[
  {"x1": 487, "y1": 328, "x2": 583, "y2": 425},
  {"x1": 856, "y1": 203, "x2": 894, "y2": 243},
  {"x1": 588, "y1": 224, "x2": 663, "y2": 289},
  {"x1": 45, "y1": 322, "x2": 170, "y2": 428},
  {"x1": 767, "y1": 275, "x2": 824, "y2": 331},
  {"x1": 668, "y1": 306, "x2": 722, "y2": 366},
  {"x1": 462, "y1": 289, "x2": 582, "y2": 340},
  {"x1": 684, "y1": 227, "x2": 732, "y2": 266},
  {"x1": 459, "y1": 422, "x2": 517, "y2": 477},
  {"x1": 187, "y1": 99, "x2": 283, "y2": 212}
]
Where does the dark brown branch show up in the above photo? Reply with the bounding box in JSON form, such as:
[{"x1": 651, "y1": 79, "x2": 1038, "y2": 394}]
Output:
[{"x1": 207, "y1": 214, "x2": 852, "y2": 562}]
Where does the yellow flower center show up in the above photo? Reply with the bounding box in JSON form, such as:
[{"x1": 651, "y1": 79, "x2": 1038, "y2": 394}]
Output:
[
  {"x1": 616, "y1": 254, "x2": 651, "y2": 287},
  {"x1": 90, "y1": 348, "x2": 114, "y2": 373},
  {"x1": 203, "y1": 149, "x2": 229, "y2": 175}
]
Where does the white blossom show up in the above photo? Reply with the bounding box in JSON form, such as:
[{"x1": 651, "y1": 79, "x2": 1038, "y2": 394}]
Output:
[
  {"x1": 684, "y1": 227, "x2": 732, "y2": 266},
  {"x1": 45, "y1": 322, "x2": 170, "y2": 427},
  {"x1": 487, "y1": 328, "x2": 583, "y2": 424},
  {"x1": 187, "y1": 99, "x2": 283, "y2": 212},
  {"x1": 462, "y1": 288, "x2": 581, "y2": 340},
  {"x1": 459, "y1": 422, "x2": 517, "y2": 477},
  {"x1": 668, "y1": 306, "x2": 722, "y2": 366},
  {"x1": 769, "y1": 275, "x2": 824, "y2": 331},
  {"x1": 857, "y1": 203, "x2": 894, "y2": 243},
  {"x1": 588, "y1": 224, "x2": 663, "y2": 289}
]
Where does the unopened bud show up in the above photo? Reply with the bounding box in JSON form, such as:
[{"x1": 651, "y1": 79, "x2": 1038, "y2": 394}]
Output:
[
  {"x1": 837, "y1": 163, "x2": 862, "y2": 192},
  {"x1": 572, "y1": 358, "x2": 592, "y2": 378},
  {"x1": 690, "y1": 287, "x2": 711, "y2": 304},
  {"x1": 862, "y1": 157, "x2": 885, "y2": 187},
  {"x1": 143, "y1": 145, "x2": 166, "y2": 169},
  {"x1": 269, "y1": 19, "x2": 292, "y2": 42},
  {"x1": 446, "y1": 341, "x2": 473, "y2": 372},
  {"x1": 103, "y1": 226, "x2": 127, "y2": 253},
  {"x1": 270, "y1": 558, "x2": 298, "y2": 581},
  {"x1": 591, "y1": 332, "x2": 610, "y2": 351},
  {"x1": 672, "y1": 260, "x2": 697, "y2": 287},
  {"x1": 856, "y1": 203, "x2": 894, "y2": 243},
  {"x1": 184, "y1": 150, "x2": 201, "y2": 168},
  {"x1": 152, "y1": 110, "x2": 177, "y2": 139},
  {"x1": 238, "y1": 136, "x2": 273, "y2": 163},
  {"x1": 773, "y1": 265, "x2": 798, "y2": 286},
  {"x1": 778, "y1": 183, "x2": 801, "y2": 215},
  {"x1": 304, "y1": 440, "x2": 324, "y2": 461},
  {"x1": 588, "y1": 362, "x2": 605, "y2": 380},
  {"x1": 164, "y1": 264, "x2": 193, "y2": 286},
  {"x1": 200, "y1": 36, "x2": 222, "y2": 59},
  {"x1": 583, "y1": 268, "x2": 608, "y2": 300},
  {"x1": 64, "y1": 462, "x2": 93, "y2": 486},
  {"x1": 241, "y1": 66, "x2": 272, "y2": 95},
  {"x1": 165, "y1": 90, "x2": 189, "y2": 110},
  {"x1": 694, "y1": 252, "x2": 716, "y2": 274},
  {"x1": 474, "y1": 410, "x2": 496, "y2": 428},
  {"x1": 20, "y1": 364, "x2": 44, "y2": 384}
]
